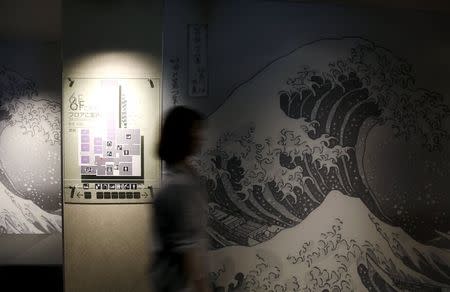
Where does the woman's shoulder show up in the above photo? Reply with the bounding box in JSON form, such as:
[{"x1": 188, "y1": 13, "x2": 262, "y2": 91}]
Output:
[
  {"x1": 164, "y1": 171, "x2": 197, "y2": 188},
  {"x1": 156, "y1": 171, "x2": 197, "y2": 199}
]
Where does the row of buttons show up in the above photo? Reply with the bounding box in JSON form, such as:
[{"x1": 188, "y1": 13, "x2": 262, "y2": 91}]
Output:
[
  {"x1": 83, "y1": 183, "x2": 139, "y2": 190},
  {"x1": 84, "y1": 192, "x2": 141, "y2": 199}
]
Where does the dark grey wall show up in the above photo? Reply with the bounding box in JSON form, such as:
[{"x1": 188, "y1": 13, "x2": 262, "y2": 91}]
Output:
[
  {"x1": 63, "y1": 0, "x2": 162, "y2": 78},
  {"x1": 0, "y1": 0, "x2": 61, "y2": 41},
  {"x1": 208, "y1": 0, "x2": 450, "y2": 110}
]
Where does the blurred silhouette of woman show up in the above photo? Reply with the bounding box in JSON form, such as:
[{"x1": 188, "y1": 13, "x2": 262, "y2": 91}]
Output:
[{"x1": 151, "y1": 106, "x2": 211, "y2": 292}]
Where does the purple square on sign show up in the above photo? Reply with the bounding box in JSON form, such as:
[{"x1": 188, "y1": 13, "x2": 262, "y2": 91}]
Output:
[
  {"x1": 94, "y1": 137, "x2": 102, "y2": 145},
  {"x1": 81, "y1": 135, "x2": 89, "y2": 143},
  {"x1": 81, "y1": 156, "x2": 90, "y2": 164},
  {"x1": 81, "y1": 144, "x2": 89, "y2": 151},
  {"x1": 81, "y1": 129, "x2": 89, "y2": 135},
  {"x1": 94, "y1": 146, "x2": 103, "y2": 154}
]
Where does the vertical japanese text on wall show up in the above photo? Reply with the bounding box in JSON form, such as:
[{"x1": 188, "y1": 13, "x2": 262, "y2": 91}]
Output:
[{"x1": 188, "y1": 24, "x2": 208, "y2": 97}]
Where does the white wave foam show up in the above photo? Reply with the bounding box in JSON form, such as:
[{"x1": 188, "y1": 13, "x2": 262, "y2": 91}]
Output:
[
  {"x1": 209, "y1": 190, "x2": 450, "y2": 291},
  {"x1": 0, "y1": 180, "x2": 61, "y2": 234}
]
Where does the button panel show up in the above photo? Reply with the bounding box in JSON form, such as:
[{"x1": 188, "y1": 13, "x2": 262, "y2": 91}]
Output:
[{"x1": 65, "y1": 184, "x2": 155, "y2": 204}]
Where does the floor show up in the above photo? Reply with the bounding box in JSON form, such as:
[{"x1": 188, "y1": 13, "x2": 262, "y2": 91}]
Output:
[{"x1": 0, "y1": 265, "x2": 63, "y2": 291}]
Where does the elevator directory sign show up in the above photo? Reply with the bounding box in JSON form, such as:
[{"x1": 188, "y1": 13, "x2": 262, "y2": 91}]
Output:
[
  {"x1": 79, "y1": 128, "x2": 142, "y2": 178},
  {"x1": 63, "y1": 78, "x2": 161, "y2": 203}
]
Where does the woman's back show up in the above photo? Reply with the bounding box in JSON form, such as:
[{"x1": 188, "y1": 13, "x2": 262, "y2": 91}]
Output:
[{"x1": 152, "y1": 165, "x2": 208, "y2": 292}]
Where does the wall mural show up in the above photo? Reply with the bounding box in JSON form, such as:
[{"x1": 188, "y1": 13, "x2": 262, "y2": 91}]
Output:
[
  {"x1": 0, "y1": 67, "x2": 62, "y2": 233},
  {"x1": 191, "y1": 38, "x2": 450, "y2": 291}
]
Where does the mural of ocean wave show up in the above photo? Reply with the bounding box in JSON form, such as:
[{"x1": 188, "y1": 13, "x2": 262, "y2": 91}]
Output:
[
  {"x1": 193, "y1": 37, "x2": 449, "y2": 247},
  {"x1": 192, "y1": 37, "x2": 450, "y2": 290},
  {"x1": 0, "y1": 66, "x2": 62, "y2": 233},
  {"x1": 209, "y1": 191, "x2": 450, "y2": 291},
  {"x1": 0, "y1": 171, "x2": 61, "y2": 233}
]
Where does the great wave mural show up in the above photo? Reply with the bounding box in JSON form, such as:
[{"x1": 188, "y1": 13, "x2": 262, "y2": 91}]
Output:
[
  {"x1": 0, "y1": 66, "x2": 62, "y2": 233},
  {"x1": 191, "y1": 38, "x2": 450, "y2": 291}
]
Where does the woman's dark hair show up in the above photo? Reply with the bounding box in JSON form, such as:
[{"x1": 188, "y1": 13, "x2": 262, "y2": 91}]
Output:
[{"x1": 158, "y1": 106, "x2": 205, "y2": 165}]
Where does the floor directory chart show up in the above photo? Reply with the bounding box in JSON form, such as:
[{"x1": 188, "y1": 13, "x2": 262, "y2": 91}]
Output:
[
  {"x1": 79, "y1": 128, "x2": 142, "y2": 178},
  {"x1": 63, "y1": 78, "x2": 161, "y2": 203}
]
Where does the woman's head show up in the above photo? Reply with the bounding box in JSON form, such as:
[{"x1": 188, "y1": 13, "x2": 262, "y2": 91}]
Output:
[{"x1": 158, "y1": 106, "x2": 205, "y2": 165}]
